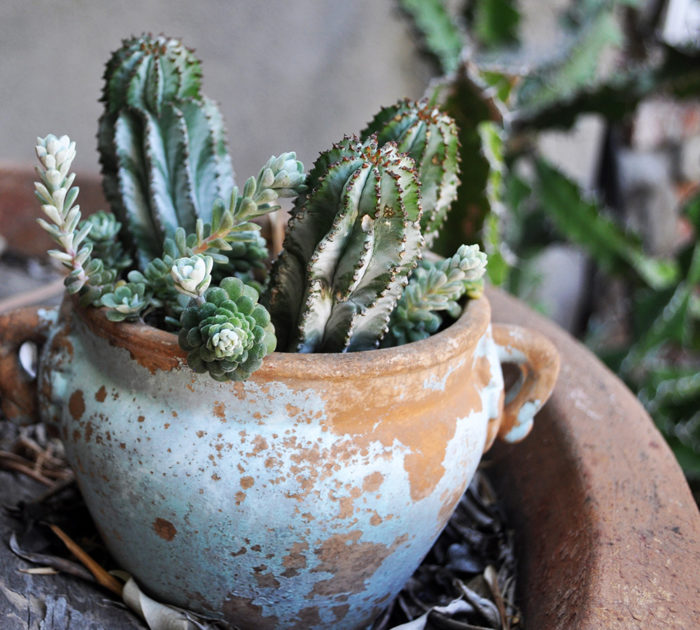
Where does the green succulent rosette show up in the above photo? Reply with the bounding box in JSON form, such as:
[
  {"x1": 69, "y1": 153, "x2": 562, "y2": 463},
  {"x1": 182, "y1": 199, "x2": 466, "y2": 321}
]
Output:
[{"x1": 178, "y1": 277, "x2": 276, "y2": 382}]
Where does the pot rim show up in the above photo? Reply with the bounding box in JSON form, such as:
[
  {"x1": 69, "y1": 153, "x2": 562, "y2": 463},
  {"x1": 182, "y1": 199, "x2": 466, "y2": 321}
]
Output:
[{"x1": 72, "y1": 294, "x2": 491, "y2": 380}]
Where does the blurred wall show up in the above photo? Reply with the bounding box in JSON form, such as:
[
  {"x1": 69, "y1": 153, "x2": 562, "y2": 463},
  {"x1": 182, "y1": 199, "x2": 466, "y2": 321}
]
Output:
[{"x1": 0, "y1": 0, "x2": 431, "y2": 179}]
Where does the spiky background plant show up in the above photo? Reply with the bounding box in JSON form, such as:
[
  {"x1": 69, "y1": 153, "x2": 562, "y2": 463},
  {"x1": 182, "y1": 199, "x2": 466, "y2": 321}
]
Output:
[{"x1": 35, "y1": 33, "x2": 486, "y2": 381}]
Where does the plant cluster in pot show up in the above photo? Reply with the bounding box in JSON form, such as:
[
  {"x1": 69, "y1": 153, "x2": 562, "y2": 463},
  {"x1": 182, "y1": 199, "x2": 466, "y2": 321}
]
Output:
[{"x1": 0, "y1": 35, "x2": 559, "y2": 630}]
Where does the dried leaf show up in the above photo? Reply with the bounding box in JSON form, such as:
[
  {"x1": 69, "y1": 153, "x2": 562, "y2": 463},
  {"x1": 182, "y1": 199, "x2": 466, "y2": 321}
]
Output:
[
  {"x1": 9, "y1": 531, "x2": 95, "y2": 582},
  {"x1": 121, "y1": 575, "x2": 225, "y2": 630}
]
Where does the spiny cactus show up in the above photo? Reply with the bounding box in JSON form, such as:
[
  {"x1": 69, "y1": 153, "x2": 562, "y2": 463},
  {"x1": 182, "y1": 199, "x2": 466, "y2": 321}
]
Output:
[
  {"x1": 361, "y1": 98, "x2": 460, "y2": 246},
  {"x1": 264, "y1": 135, "x2": 423, "y2": 352},
  {"x1": 179, "y1": 277, "x2": 276, "y2": 381},
  {"x1": 98, "y1": 34, "x2": 235, "y2": 267}
]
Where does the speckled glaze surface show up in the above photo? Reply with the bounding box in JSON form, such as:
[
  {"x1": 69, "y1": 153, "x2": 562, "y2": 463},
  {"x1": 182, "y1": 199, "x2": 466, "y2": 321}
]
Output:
[{"x1": 1, "y1": 296, "x2": 557, "y2": 629}]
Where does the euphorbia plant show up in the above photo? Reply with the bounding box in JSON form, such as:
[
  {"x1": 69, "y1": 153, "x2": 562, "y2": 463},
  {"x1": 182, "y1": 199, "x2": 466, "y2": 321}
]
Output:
[{"x1": 34, "y1": 34, "x2": 486, "y2": 382}]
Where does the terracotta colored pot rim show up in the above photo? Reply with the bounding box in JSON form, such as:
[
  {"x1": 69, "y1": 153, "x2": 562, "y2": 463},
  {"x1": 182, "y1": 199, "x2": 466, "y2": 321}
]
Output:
[{"x1": 73, "y1": 294, "x2": 491, "y2": 380}]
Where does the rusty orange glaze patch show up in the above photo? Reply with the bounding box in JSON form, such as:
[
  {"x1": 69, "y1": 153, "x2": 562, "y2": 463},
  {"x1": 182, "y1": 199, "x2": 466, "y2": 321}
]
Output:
[
  {"x1": 68, "y1": 390, "x2": 85, "y2": 421},
  {"x1": 153, "y1": 518, "x2": 177, "y2": 541},
  {"x1": 332, "y1": 604, "x2": 350, "y2": 622},
  {"x1": 308, "y1": 531, "x2": 409, "y2": 598},
  {"x1": 315, "y1": 359, "x2": 484, "y2": 503},
  {"x1": 249, "y1": 435, "x2": 268, "y2": 455},
  {"x1": 289, "y1": 606, "x2": 322, "y2": 629},
  {"x1": 94, "y1": 386, "x2": 107, "y2": 402},
  {"x1": 222, "y1": 595, "x2": 279, "y2": 630},
  {"x1": 281, "y1": 541, "x2": 309, "y2": 578},
  {"x1": 240, "y1": 476, "x2": 254, "y2": 489},
  {"x1": 213, "y1": 401, "x2": 226, "y2": 420},
  {"x1": 362, "y1": 471, "x2": 384, "y2": 493},
  {"x1": 137, "y1": 415, "x2": 145, "y2": 423},
  {"x1": 370, "y1": 512, "x2": 383, "y2": 526},
  {"x1": 255, "y1": 571, "x2": 281, "y2": 589}
]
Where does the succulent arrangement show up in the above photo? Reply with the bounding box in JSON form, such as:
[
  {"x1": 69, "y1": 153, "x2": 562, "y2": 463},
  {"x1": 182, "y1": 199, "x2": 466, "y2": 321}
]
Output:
[{"x1": 35, "y1": 34, "x2": 486, "y2": 382}]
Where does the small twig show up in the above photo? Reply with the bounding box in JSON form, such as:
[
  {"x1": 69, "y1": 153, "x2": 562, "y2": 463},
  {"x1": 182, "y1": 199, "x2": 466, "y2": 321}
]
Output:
[
  {"x1": 0, "y1": 277, "x2": 64, "y2": 314},
  {"x1": 484, "y1": 566, "x2": 509, "y2": 630},
  {"x1": 0, "y1": 454, "x2": 54, "y2": 486},
  {"x1": 48, "y1": 523, "x2": 123, "y2": 597}
]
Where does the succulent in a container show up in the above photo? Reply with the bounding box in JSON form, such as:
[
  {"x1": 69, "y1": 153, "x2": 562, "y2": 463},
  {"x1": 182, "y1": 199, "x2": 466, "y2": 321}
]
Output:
[
  {"x1": 11, "y1": 33, "x2": 563, "y2": 630},
  {"x1": 35, "y1": 34, "x2": 486, "y2": 381}
]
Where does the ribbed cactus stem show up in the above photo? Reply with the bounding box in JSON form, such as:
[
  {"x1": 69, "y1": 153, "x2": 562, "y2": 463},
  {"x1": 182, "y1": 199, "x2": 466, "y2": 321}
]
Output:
[
  {"x1": 98, "y1": 34, "x2": 235, "y2": 268},
  {"x1": 264, "y1": 135, "x2": 423, "y2": 352},
  {"x1": 361, "y1": 98, "x2": 459, "y2": 246}
]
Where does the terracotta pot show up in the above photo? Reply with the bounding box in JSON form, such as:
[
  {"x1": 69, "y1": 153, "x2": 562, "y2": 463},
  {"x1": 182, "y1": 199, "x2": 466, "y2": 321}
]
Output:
[
  {"x1": 0, "y1": 292, "x2": 557, "y2": 629},
  {"x1": 487, "y1": 287, "x2": 700, "y2": 629}
]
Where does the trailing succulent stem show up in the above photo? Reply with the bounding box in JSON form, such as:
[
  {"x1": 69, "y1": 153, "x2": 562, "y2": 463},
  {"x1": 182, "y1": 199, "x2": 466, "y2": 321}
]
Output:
[
  {"x1": 361, "y1": 98, "x2": 460, "y2": 246},
  {"x1": 34, "y1": 135, "x2": 117, "y2": 304},
  {"x1": 388, "y1": 244, "x2": 487, "y2": 345},
  {"x1": 264, "y1": 135, "x2": 423, "y2": 352}
]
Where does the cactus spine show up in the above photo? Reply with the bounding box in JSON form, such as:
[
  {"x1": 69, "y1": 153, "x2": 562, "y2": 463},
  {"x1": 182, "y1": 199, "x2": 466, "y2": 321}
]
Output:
[
  {"x1": 98, "y1": 34, "x2": 235, "y2": 267},
  {"x1": 361, "y1": 98, "x2": 460, "y2": 246},
  {"x1": 264, "y1": 135, "x2": 423, "y2": 352}
]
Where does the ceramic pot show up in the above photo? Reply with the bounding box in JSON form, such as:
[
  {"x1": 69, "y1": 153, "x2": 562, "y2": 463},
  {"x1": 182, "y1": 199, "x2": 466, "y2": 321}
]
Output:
[{"x1": 0, "y1": 295, "x2": 558, "y2": 629}]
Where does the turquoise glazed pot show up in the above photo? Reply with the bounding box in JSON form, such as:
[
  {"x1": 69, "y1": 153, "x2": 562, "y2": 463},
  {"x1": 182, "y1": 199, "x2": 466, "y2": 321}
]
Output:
[{"x1": 0, "y1": 295, "x2": 558, "y2": 629}]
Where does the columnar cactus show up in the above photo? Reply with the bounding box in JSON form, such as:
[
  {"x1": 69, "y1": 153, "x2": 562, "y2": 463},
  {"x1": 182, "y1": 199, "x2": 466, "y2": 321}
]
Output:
[
  {"x1": 264, "y1": 136, "x2": 423, "y2": 352},
  {"x1": 361, "y1": 98, "x2": 460, "y2": 246},
  {"x1": 98, "y1": 34, "x2": 235, "y2": 267}
]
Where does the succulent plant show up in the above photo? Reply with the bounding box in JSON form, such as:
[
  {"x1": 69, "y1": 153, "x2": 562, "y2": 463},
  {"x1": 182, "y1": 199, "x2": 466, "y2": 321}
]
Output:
[
  {"x1": 170, "y1": 254, "x2": 214, "y2": 299},
  {"x1": 388, "y1": 244, "x2": 487, "y2": 345},
  {"x1": 34, "y1": 135, "x2": 118, "y2": 303},
  {"x1": 361, "y1": 98, "x2": 460, "y2": 246},
  {"x1": 80, "y1": 211, "x2": 132, "y2": 272},
  {"x1": 264, "y1": 135, "x2": 423, "y2": 352},
  {"x1": 179, "y1": 277, "x2": 276, "y2": 381},
  {"x1": 101, "y1": 282, "x2": 151, "y2": 322},
  {"x1": 34, "y1": 34, "x2": 484, "y2": 384},
  {"x1": 97, "y1": 34, "x2": 235, "y2": 267}
]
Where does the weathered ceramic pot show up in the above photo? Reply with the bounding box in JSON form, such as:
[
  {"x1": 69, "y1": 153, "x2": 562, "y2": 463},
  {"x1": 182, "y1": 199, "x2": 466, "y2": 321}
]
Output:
[{"x1": 0, "y1": 295, "x2": 557, "y2": 629}]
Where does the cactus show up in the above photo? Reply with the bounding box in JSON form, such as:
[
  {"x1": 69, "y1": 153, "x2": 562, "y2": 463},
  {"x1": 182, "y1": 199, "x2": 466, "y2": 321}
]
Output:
[
  {"x1": 98, "y1": 34, "x2": 235, "y2": 267},
  {"x1": 264, "y1": 135, "x2": 423, "y2": 352},
  {"x1": 360, "y1": 98, "x2": 460, "y2": 246}
]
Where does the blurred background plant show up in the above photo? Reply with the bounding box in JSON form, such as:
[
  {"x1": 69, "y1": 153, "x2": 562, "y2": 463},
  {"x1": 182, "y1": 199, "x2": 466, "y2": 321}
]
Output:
[{"x1": 398, "y1": 0, "x2": 700, "y2": 501}]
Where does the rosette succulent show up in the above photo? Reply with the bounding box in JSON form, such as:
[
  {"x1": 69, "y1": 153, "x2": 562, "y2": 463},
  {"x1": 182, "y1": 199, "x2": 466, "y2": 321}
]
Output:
[
  {"x1": 179, "y1": 277, "x2": 276, "y2": 381},
  {"x1": 171, "y1": 254, "x2": 214, "y2": 299}
]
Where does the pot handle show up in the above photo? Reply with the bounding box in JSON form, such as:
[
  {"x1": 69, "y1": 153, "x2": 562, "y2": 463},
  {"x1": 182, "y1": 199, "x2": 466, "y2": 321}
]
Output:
[
  {"x1": 0, "y1": 306, "x2": 56, "y2": 423},
  {"x1": 492, "y1": 323, "x2": 560, "y2": 444}
]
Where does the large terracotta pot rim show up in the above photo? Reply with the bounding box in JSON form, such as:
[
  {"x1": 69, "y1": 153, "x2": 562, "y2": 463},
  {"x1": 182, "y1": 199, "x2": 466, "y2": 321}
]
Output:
[{"x1": 73, "y1": 294, "x2": 491, "y2": 380}]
